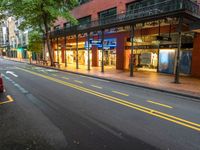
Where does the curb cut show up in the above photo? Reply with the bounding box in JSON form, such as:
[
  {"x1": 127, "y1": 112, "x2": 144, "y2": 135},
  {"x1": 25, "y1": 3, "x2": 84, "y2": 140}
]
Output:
[{"x1": 5, "y1": 58, "x2": 200, "y2": 101}]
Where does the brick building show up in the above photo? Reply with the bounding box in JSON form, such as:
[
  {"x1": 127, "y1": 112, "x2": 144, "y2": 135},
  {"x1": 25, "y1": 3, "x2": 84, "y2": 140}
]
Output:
[{"x1": 47, "y1": 0, "x2": 200, "y2": 79}]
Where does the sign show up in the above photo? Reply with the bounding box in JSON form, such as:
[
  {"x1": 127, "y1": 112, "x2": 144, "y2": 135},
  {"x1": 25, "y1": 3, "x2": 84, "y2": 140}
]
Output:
[
  {"x1": 85, "y1": 38, "x2": 116, "y2": 49},
  {"x1": 156, "y1": 36, "x2": 172, "y2": 42}
]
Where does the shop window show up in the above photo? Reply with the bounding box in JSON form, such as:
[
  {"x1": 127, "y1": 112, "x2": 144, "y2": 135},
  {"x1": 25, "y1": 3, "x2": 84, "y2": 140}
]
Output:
[{"x1": 180, "y1": 51, "x2": 192, "y2": 75}]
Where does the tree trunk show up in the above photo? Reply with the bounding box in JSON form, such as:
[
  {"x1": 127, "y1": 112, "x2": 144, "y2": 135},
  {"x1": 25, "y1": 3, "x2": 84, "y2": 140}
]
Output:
[
  {"x1": 36, "y1": 53, "x2": 38, "y2": 64},
  {"x1": 46, "y1": 33, "x2": 54, "y2": 66},
  {"x1": 43, "y1": 19, "x2": 54, "y2": 66}
]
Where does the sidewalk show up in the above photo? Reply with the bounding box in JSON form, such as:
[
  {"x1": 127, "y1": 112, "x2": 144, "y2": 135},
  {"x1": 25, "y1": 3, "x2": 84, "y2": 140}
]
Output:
[{"x1": 5, "y1": 57, "x2": 200, "y2": 99}]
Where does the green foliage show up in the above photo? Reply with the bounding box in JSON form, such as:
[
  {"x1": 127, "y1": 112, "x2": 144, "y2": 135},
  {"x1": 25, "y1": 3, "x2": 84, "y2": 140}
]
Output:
[
  {"x1": 2, "y1": 0, "x2": 78, "y2": 65},
  {"x1": 2, "y1": 0, "x2": 78, "y2": 32},
  {"x1": 28, "y1": 31, "x2": 43, "y2": 53}
]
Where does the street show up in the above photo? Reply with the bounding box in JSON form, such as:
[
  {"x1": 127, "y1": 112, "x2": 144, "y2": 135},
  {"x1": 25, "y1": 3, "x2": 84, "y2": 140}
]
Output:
[{"x1": 0, "y1": 58, "x2": 200, "y2": 150}]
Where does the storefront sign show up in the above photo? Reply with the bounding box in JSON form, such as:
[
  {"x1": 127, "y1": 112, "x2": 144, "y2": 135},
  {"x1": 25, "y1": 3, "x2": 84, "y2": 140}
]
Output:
[
  {"x1": 126, "y1": 44, "x2": 179, "y2": 49},
  {"x1": 85, "y1": 38, "x2": 116, "y2": 49}
]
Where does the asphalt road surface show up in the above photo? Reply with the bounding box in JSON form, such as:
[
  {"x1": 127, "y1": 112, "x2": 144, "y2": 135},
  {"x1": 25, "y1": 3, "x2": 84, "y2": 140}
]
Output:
[{"x1": 0, "y1": 58, "x2": 200, "y2": 150}]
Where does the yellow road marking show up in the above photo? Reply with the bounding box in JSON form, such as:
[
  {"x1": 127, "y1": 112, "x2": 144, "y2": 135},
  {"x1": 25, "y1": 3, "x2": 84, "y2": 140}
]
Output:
[
  {"x1": 147, "y1": 100, "x2": 173, "y2": 109},
  {"x1": 0, "y1": 95, "x2": 14, "y2": 105},
  {"x1": 74, "y1": 80, "x2": 83, "y2": 84},
  {"x1": 52, "y1": 74, "x2": 58, "y2": 77},
  {"x1": 16, "y1": 67, "x2": 200, "y2": 132},
  {"x1": 112, "y1": 91, "x2": 129, "y2": 97},
  {"x1": 62, "y1": 77, "x2": 69, "y2": 80},
  {"x1": 91, "y1": 85, "x2": 103, "y2": 89}
]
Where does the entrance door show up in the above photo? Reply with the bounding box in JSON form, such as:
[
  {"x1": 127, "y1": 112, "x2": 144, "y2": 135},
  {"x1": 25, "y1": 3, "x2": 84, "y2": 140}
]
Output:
[{"x1": 98, "y1": 49, "x2": 116, "y2": 67}]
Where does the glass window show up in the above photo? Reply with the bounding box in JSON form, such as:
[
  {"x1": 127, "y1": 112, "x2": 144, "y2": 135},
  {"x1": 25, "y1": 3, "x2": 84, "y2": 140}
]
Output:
[
  {"x1": 64, "y1": 22, "x2": 71, "y2": 28},
  {"x1": 78, "y1": 0, "x2": 90, "y2": 5},
  {"x1": 126, "y1": 0, "x2": 166, "y2": 12},
  {"x1": 54, "y1": 25, "x2": 61, "y2": 30},
  {"x1": 78, "y1": 16, "x2": 91, "y2": 25},
  {"x1": 99, "y1": 7, "x2": 117, "y2": 20}
]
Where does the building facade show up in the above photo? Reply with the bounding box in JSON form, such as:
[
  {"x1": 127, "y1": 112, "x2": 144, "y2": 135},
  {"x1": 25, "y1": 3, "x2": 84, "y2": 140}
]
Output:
[
  {"x1": 47, "y1": 0, "x2": 200, "y2": 78},
  {"x1": 0, "y1": 17, "x2": 31, "y2": 60}
]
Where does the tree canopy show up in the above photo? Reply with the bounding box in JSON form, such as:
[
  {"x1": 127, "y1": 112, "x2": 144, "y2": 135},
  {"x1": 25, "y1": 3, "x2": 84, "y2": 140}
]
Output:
[
  {"x1": 28, "y1": 31, "x2": 43, "y2": 54},
  {"x1": 2, "y1": 0, "x2": 78, "y2": 65},
  {"x1": 2, "y1": 0, "x2": 78, "y2": 32}
]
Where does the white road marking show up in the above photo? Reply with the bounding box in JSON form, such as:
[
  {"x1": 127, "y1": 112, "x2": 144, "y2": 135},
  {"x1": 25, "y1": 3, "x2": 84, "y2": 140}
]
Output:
[
  {"x1": 74, "y1": 80, "x2": 83, "y2": 84},
  {"x1": 2, "y1": 74, "x2": 28, "y2": 94},
  {"x1": 112, "y1": 91, "x2": 129, "y2": 97},
  {"x1": 91, "y1": 85, "x2": 103, "y2": 89},
  {"x1": 80, "y1": 75, "x2": 110, "y2": 83},
  {"x1": 6, "y1": 71, "x2": 18, "y2": 77}
]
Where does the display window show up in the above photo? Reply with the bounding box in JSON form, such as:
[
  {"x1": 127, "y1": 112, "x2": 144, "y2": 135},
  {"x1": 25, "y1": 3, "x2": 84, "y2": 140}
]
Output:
[
  {"x1": 134, "y1": 49, "x2": 158, "y2": 72},
  {"x1": 180, "y1": 50, "x2": 192, "y2": 75},
  {"x1": 54, "y1": 51, "x2": 62, "y2": 63},
  {"x1": 98, "y1": 49, "x2": 116, "y2": 67},
  {"x1": 159, "y1": 49, "x2": 175, "y2": 74},
  {"x1": 66, "y1": 51, "x2": 74, "y2": 64}
]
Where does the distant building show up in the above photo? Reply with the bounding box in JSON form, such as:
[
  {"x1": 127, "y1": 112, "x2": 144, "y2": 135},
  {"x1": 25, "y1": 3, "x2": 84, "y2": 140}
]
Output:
[{"x1": 0, "y1": 16, "x2": 30, "y2": 59}]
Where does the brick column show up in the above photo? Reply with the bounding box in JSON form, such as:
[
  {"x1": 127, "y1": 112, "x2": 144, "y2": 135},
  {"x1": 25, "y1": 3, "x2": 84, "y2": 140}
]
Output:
[
  {"x1": 192, "y1": 33, "x2": 200, "y2": 78},
  {"x1": 116, "y1": 36, "x2": 125, "y2": 70},
  {"x1": 92, "y1": 45, "x2": 98, "y2": 67}
]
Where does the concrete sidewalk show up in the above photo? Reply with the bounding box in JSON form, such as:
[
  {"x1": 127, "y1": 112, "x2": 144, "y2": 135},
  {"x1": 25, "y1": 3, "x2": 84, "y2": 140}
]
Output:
[{"x1": 5, "y1": 57, "x2": 200, "y2": 99}]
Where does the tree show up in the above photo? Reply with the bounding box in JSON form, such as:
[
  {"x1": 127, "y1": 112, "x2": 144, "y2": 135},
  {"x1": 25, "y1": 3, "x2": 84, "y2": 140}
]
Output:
[
  {"x1": 2, "y1": 0, "x2": 78, "y2": 66},
  {"x1": 28, "y1": 31, "x2": 43, "y2": 63}
]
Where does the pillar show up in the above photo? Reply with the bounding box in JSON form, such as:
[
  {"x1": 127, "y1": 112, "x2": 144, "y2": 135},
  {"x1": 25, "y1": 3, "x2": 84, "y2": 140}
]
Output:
[
  {"x1": 101, "y1": 29, "x2": 105, "y2": 73},
  {"x1": 130, "y1": 25, "x2": 134, "y2": 77},
  {"x1": 116, "y1": 36, "x2": 125, "y2": 70},
  {"x1": 61, "y1": 39, "x2": 65, "y2": 63},
  {"x1": 76, "y1": 34, "x2": 79, "y2": 69},
  {"x1": 192, "y1": 33, "x2": 200, "y2": 78},
  {"x1": 87, "y1": 32, "x2": 90, "y2": 71},
  {"x1": 92, "y1": 46, "x2": 98, "y2": 67}
]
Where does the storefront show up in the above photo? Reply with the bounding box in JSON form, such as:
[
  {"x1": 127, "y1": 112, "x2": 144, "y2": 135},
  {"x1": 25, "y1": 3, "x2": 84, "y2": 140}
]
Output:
[
  {"x1": 65, "y1": 41, "x2": 92, "y2": 66},
  {"x1": 91, "y1": 38, "x2": 117, "y2": 67},
  {"x1": 125, "y1": 33, "x2": 193, "y2": 75},
  {"x1": 58, "y1": 38, "x2": 117, "y2": 68}
]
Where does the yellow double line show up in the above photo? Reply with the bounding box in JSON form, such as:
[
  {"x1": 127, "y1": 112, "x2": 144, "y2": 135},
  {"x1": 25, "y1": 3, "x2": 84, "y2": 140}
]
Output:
[{"x1": 17, "y1": 67, "x2": 200, "y2": 132}]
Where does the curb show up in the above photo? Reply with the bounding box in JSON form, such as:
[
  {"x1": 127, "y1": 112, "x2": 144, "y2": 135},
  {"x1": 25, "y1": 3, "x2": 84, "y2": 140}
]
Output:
[{"x1": 5, "y1": 58, "x2": 200, "y2": 101}]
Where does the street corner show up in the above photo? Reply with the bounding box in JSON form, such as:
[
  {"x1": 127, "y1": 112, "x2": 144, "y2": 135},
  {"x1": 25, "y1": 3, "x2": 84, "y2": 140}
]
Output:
[{"x1": 0, "y1": 91, "x2": 14, "y2": 105}]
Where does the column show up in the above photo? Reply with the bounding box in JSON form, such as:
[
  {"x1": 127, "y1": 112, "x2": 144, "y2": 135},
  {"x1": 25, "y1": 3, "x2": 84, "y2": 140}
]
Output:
[
  {"x1": 116, "y1": 36, "x2": 125, "y2": 70},
  {"x1": 101, "y1": 29, "x2": 105, "y2": 73},
  {"x1": 92, "y1": 46, "x2": 98, "y2": 67},
  {"x1": 87, "y1": 32, "x2": 90, "y2": 71},
  {"x1": 130, "y1": 25, "x2": 134, "y2": 77},
  {"x1": 61, "y1": 38, "x2": 65, "y2": 63},
  {"x1": 192, "y1": 33, "x2": 200, "y2": 78},
  {"x1": 64, "y1": 36, "x2": 67, "y2": 67},
  {"x1": 76, "y1": 34, "x2": 79, "y2": 69},
  {"x1": 56, "y1": 37, "x2": 59, "y2": 63}
]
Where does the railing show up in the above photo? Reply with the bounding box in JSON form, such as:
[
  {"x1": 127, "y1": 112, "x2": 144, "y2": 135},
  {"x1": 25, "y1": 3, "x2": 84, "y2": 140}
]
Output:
[{"x1": 49, "y1": 0, "x2": 200, "y2": 38}]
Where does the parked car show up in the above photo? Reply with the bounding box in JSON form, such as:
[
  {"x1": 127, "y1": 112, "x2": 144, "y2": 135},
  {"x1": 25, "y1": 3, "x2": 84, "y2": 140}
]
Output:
[{"x1": 0, "y1": 74, "x2": 4, "y2": 93}]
